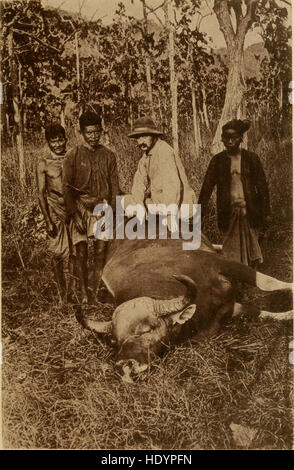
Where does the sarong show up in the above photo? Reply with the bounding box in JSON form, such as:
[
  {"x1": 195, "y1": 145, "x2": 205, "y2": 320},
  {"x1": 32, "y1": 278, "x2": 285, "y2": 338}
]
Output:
[
  {"x1": 47, "y1": 193, "x2": 71, "y2": 261},
  {"x1": 70, "y1": 195, "x2": 106, "y2": 246},
  {"x1": 222, "y1": 203, "x2": 263, "y2": 266}
]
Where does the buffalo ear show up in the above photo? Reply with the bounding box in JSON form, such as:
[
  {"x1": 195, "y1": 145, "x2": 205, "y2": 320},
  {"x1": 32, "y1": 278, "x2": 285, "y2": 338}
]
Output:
[{"x1": 170, "y1": 304, "x2": 196, "y2": 325}]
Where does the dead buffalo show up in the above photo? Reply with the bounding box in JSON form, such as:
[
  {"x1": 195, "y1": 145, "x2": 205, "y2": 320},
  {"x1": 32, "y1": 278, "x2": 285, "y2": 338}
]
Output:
[{"x1": 75, "y1": 235, "x2": 292, "y2": 381}]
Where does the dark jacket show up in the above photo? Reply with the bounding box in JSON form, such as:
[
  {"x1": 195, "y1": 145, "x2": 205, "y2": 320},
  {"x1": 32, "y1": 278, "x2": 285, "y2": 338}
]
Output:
[
  {"x1": 63, "y1": 144, "x2": 120, "y2": 216},
  {"x1": 198, "y1": 149, "x2": 271, "y2": 232}
]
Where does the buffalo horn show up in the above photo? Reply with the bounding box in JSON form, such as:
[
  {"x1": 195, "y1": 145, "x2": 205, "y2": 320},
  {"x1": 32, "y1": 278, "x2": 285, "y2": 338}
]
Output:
[
  {"x1": 153, "y1": 274, "x2": 197, "y2": 316},
  {"x1": 75, "y1": 309, "x2": 112, "y2": 334}
]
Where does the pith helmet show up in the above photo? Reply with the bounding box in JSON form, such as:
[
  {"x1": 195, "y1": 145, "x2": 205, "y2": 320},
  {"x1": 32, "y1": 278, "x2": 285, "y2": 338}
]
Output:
[{"x1": 127, "y1": 116, "x2": 163, "y2": 138}]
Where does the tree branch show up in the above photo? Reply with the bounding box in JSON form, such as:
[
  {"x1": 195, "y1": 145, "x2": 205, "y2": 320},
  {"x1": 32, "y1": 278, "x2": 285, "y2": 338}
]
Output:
[
  {"x1": 205, "y1": 0, "x2": 214, "y2": 15},
  {"x1": 89, "y1": 7, "x2": 106, "y2": 22},
  {"x1": 78, "y1": 0, "x2": 86, "y2": 16},
  {"x1": 145, "y1": 2, "x2": 165, "y2": 25},
  {"x1": 56, "y1": 0, "x2": 69, "y2": 10},
  {"x1": 197, "y1": 12, "x2": 213, "y2": 30},
  {"x1": 230, "y1": 0, "x2": 243, "y2": 26},
  {"x1": 279, "y1": 0, "x2": 291, "y2": 5},
  {"x1": 59, "y1": 15, "x2": 76, "y2": 31},
  {"x1": 213, "y1": 0, "x2": 236, "y2": 48},
  {"x1": 11, "y1": 28, "x2": 60, "y2": 53},
  {"x1": 237, "y1": 0, "x2": 258, "y2": 42},
  {"x1": 61, "y1": 30, "x2": 77, "y2": 46}
]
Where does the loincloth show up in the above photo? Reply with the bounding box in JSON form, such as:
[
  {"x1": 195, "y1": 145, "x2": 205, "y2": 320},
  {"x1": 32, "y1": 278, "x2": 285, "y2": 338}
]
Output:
[
  {"x1": 70, "y1": 195, "x2": 107, "y2": 246},
  {"x1": 47, "y1": 194, "x2": 71, "y2": 260}
]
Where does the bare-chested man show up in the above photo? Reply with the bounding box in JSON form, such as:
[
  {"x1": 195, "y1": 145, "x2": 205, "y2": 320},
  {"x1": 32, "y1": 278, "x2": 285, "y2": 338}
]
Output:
[{"x1": 36, "y1": 124, "x2": 72, "y2": 301}]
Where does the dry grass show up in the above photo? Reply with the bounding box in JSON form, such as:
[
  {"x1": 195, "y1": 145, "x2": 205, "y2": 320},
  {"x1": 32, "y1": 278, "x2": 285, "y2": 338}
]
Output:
[{"x1": 1, "y1": 125, "x2": 293, "y2": 449}]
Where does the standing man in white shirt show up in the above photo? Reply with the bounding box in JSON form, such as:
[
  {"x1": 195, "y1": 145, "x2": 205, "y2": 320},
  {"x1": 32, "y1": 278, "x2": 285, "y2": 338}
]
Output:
[{"x1": 123, "y1": 116, "x2": 196, "y2": 232}]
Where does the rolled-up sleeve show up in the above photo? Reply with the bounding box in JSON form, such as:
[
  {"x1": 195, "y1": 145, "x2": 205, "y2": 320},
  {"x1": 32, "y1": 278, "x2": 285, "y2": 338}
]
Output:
[{"x1": 108, "y1": 152, "x2": 120, "y2": 211}]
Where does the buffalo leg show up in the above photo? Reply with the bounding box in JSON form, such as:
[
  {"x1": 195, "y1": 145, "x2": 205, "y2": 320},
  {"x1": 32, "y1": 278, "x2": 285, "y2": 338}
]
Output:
[{"x1": 194, "y1": 300, "x2": 235, "y2": 341}]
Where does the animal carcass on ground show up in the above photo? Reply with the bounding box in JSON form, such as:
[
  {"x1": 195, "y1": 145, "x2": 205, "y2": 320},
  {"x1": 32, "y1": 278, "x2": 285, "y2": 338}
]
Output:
[{"x1": 75, "y1": 234, "x2": 293, "y2": 381}]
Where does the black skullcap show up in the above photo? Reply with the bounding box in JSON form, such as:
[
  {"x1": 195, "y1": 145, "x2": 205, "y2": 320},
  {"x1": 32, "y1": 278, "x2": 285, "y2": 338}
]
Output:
[{"x1": 222, "y1": 119, "x2": 250, "y2": 136}]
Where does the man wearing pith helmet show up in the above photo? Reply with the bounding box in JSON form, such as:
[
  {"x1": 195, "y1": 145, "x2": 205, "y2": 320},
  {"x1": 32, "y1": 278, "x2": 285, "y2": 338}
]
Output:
[{"x1": 123, "y1": 116, "x2": 196, "y2": 231}]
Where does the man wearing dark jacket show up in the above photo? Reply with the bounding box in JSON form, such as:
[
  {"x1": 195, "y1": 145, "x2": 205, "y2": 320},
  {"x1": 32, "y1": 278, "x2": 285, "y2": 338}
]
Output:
[
  {"x1": 63, "y1": 110, "x2": 120, "y2": 303},
  {"x1": 198, "y1": 119, "x2": 271, "y2": 267}
]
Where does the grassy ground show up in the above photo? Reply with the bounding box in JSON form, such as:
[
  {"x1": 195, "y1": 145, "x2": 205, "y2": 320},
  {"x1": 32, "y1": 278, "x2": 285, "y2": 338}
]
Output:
[{"x1": 1, "y1": 126, "x2": 293, "y2": 449}]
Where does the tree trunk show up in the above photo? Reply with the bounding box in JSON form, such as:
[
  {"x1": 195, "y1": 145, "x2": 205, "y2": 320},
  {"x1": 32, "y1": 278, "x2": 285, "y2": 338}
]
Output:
[
  {"x1": 266, "y1": 77, "x2": 269, "y2": 120},
  {"x1": 141, "y1": 0, "x2": 154, "y2": 118},
  {"x1": 202, "y1": 87, "x2": 210, "y2": 130},
  {"x1": 60, "y1": 108, "x2": 66, "y2": 128},
  {"x1": 164, "y1": 0, "x2": 178, "y2": 157},
  {"x1": 212, "y1": 45, "x2": 245, "y2": 153},
  {"x1": 191, "y1": 85, "x2": 201, "y2": 153},
  {"x1": 158, "y1": 96, "x2": 162, "y2": 125},
  {"x1": 0, "y1": 79, "x2": 5, "y2": 137},
  {"x1": 212, "y1": 0, "x2": 258, "y2": 153},
  {"x1": 75, "y1": 31, "x2": 80, "y2": 104},
  {"x1": 129, "y1": 83, "x2": 134, "y2": 128},
  {"x1": 8, "y1": 30, "x2": 25, "y2": 186},
  {"x1": 279, "y1": 79, "x2": 283, "y2": 110}
]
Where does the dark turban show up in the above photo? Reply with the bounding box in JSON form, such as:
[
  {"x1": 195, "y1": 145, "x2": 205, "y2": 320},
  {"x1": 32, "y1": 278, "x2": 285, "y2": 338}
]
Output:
[{"x1": 222, "y1": 119, "x2": 250, "y2": 136}]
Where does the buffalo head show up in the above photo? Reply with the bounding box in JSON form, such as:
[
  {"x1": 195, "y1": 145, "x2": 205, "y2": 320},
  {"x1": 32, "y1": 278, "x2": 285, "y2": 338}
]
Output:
[{"x1": 75, "y1": 275, "x2": 197, "y2": 381}]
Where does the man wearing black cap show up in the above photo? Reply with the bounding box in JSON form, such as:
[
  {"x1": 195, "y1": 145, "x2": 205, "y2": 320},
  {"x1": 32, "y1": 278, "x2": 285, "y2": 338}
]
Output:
[
  {"x1": 63, "y1": 110, "x2": 120, "y2": 303},
  {"x1": 198, "y1": 119, "x2": 271, "y2": 267},
  {"x1": 124, "y1": 116, "x2": 196, "y2": 231}
]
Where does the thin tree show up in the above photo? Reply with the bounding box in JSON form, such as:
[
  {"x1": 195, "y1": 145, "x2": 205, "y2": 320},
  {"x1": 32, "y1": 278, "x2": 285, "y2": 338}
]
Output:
[
  {"x1": 7, "y1": 30, "x2": 25, "y2": 186},
  {"x1": 141, "y1": 0, "x2": 154, "y2": 117},
  {"x1": 164, "y1": 0, "x2": 179, "y2": 157}
]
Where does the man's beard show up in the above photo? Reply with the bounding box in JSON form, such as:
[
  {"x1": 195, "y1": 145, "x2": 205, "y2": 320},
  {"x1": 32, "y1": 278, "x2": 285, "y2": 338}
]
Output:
[{"x1": 139, "y1": 138, "x2": 157, "y2": 153}]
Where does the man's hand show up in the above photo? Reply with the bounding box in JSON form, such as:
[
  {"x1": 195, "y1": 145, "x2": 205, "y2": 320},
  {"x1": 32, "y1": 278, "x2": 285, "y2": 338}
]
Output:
[
  {"x1": 162, "y1": 214, "x2": 178, "y2": 233},
  {"x1": 45, "y1": 220, "x2": 57, "y2": 238},
  {"x1": 125, "y1": 203, "x2": 146, "y2": 223},
  {"x1": 72, "y1": 211, "x2": 85, "y2": 234}
]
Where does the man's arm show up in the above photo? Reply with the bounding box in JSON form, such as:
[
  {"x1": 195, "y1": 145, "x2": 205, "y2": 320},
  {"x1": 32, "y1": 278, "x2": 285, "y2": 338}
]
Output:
[
  {"x1": 62, "y1": 147, "x2": 86, "y2": 233},
  {"x1": 62, "y1": 148, "x2": 78, "y2": 217},
  {"x1": 130, "y1": 157, "x2": 148, "y2": 205},
  {"x1": 198, "y1": 157, "x2": 217, "y2": 217},
  {"x1": 36, "y1": 160, "x2": 57, "y2": 237},
  {"x1": 108, "y1": 152, "x2": 120, "y2": 211}
]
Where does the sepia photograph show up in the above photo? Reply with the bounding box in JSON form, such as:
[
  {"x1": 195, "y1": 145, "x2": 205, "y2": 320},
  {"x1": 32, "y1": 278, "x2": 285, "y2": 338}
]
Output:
[{"x1": 1, "y1": 0, "x2": 293, "y2": 451}]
